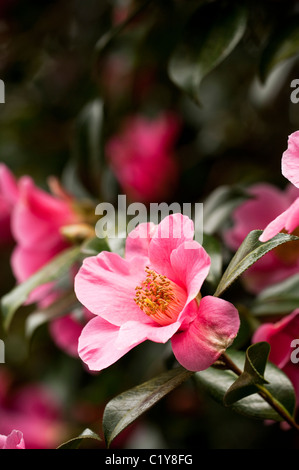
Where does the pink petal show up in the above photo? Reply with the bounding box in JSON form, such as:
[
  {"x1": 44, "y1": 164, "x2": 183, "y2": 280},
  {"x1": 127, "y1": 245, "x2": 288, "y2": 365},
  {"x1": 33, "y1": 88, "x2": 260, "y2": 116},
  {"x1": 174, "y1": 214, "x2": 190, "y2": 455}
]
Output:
[
  {"x1": 11, "y1": 244, "x2": 68, "y2": 284},
  {"x1": 225, "y1": 184, "x2": 291, "y2": 249},
  {"x1": 116, "y1": 319, "x2": 181, "y2": 350},
  {"x1": 282, "y1": 131, "x2": 299, "y2": 188},
  {"x1": 0, "y1": 430, "x2": 25, "y2": 449},
  {"x1": 11, "y1": 177, "x2": 75, "y2": 250},
  {"x1": 171, "y1": 296, "x2": 240, "y2": 371},
  {"x1": 125, "y1": 222, "x2": 157, "y2": 259},
  {"x1": 149, "y1": 213, "x2": 194, "y2": 282},
  {"x1": 49, "y1": 314, "x2": 85, "y2": 357},
  {"x1": 74, "y1": 251, "x2": 150, "y2": 326},
  {"x1": 259, "y1": 197, "x2": 299, "y2": 242},
  {"x1": 253, "y1": 310, "x2": 299, "y2": 369},
  {"x1": 170, "y1": 240, "x2": 210, "y2": 302},
  {"x1": 11, "y1": 246, "x2": 63, "y2": 303},
  {"x1": 78, "y1": 316, "x2": 138, "y2": 371}
]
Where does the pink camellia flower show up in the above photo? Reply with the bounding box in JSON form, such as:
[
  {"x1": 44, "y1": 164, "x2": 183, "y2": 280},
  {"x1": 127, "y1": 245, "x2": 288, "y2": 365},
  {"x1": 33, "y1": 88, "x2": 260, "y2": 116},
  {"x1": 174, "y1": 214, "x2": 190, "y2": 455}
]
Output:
[
  {"x1": 282, "y1": 131, "x2": 299, "y2": 189},
  {"x1": 260, "y1": 131, "x2": 299, "y2": 245},
  {"x1": 252, "y1": 310, "x2": 299, "y2": 403},
  {"x1": 0, "y1": 164, "x2": 19, "y2": 243},
  {"x1": 10, "y1": 175, "x2": 80, "y2": 302},
  {"x1": 224, "y1": 183, "x2": 299, "y2": 293},
  {"x1": 0, "y1": 430, "x2": 25, "y2": 449},
  {"x1": 105, "y1": 113, "x2": 181, "y2": 204},
  {"x1": 0, "y1": 164, "x2": 94, "y2": 357},
  {"x1": 75, "y1": 214, "x2": 240, "y2": 372}
]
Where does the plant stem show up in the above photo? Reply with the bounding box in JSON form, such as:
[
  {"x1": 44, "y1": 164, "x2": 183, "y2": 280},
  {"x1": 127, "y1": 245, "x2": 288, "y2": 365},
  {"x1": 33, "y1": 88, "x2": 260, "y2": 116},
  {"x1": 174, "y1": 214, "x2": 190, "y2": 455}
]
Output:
[{"x1": 220, "y1": 352, "x2": 299, "y2": 432}]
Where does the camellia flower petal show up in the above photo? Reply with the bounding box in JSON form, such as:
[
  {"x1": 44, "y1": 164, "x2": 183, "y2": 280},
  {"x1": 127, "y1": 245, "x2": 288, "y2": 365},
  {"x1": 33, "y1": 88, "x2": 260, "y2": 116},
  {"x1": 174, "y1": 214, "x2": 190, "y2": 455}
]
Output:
[
  {"x1": 259, "y1": 131, "x2": 299, "y2": 246},
  {"x1": 252, "y1": 310, "x2": 299, "y2": 403},
  {"x1": 0, "y1": 430, "x2": 25, "y2": 449},
  {"x1": 282, "y1": 131, "x2": 299, "y2": 188},
  {"x1": 259, "y1": 197, "x2": 299, "y2": 243},
  {"x1": 225, "y1": 183, "x2": 299, "y2": 293},
  {"x1": 75, "y1": 214, "x2": 240, "y2": 372},
  {"x1": 1, "y1": 167, "x2": 93, "y2": 357}
]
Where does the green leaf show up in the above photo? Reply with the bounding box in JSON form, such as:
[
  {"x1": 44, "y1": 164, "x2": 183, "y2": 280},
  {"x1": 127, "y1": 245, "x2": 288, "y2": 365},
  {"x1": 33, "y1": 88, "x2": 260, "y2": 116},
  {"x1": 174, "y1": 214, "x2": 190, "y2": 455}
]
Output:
[
  {"x1": 103, "y1": 366, "x2": 193, "y2": 448},
  {"x1": 71, "y1": 99, "x2": 105, "y2": 199},
  {"x1": 168, "y1": 2, "x2": 247, "y2": 104},
  {"x1": 95, "y1": 0, "x2": 154, "y2": 54},
  {"x1": 223, "y1": 342, "x2": 270, "y2": 406},
  {"x1": 251, "y1": 273, "x2": 299, "y2": 316},
  {"x1": 196, "y1": 349, "x2": 296, "y2": 422},
  {"x1": 1, "y1": 245, "x2": 82, "y2": 331},
  {"x1": 203, "y1": 185, "x2": 251, "y2": 235},
  {"x1": 25, "y1": 291, "x2": 79, "y2": 339},
  {"x1": 80, "y1": 236, "x2": 110, "y2": 257},
  {"x1": 260, "y1": 14, "x2": 299, "y2": 83},
  {"x1": 57, "y1": 429, "x2": 102, "y2": 449},
  {"x1": 214, "y1": 230, "x2": 299, "y2": 298}
]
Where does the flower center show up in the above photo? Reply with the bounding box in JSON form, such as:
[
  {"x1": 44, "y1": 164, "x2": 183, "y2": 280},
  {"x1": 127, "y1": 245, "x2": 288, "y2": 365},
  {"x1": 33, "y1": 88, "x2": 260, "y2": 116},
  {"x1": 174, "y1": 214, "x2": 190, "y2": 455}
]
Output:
[
  {"x1": 274, "y1": 227, "x2": 299, "y2": 265},
  {"x1": 134, "y1": 267, "x2": 187, "y2": 326}
]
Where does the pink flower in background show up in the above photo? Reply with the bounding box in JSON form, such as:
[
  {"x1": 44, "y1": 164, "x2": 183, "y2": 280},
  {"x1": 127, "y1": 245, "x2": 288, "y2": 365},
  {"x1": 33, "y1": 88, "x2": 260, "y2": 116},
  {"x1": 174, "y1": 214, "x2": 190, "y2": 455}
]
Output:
[
  {"x1": 75, "y1": 214, "x2": 240, "y2": 372},
  {"x1": 260, "y1": 130, "x2": 299, "y2": 245},
  {"x1": 0, "y1": 164, "x2": 92, "y2": 357},
  {"x1": 10, "y1": 175, "x2": 79, "y2": 302},
  {"x1": 0, "y1": 430, "x2": 25, "y2": 449},
  {"x1": 282, "y1": 131, "x2": 299, "y2": 189},
  {"x1": 49, "y1": 308, "x2": 94, "y2": 358},
  {"x1": 105, "y1": 113, "x2": 181, "y2": 204},
  {"x1": 224, "y1": 183, "x2": 299, "y2": 293},
  {"x1": 252, "y1": 310, "x2": 299, "y2": 404},
  {"x1": 0, "y1": 369, "x2": 68, "y2": 449},
  {"x1": 0, "y1": 164, "x2": 19, "y2": 244}
]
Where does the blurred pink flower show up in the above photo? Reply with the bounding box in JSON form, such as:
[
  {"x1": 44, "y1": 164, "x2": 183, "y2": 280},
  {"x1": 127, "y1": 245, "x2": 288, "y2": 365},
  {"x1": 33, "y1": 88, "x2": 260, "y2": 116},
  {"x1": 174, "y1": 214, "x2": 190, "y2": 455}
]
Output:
[
  {"x1": 0, "y1": 369, "x2": 68, "y2": 449},
  {"x1": 75, "y1": 214, "x2": 240, "y2": 372},
  {"x1": 252, "y1": 310, "x2": 299, "y2": 404},
  {"x1": 260, "y1": 131, "x2": 299, "y2": 246},
  {"x1": 49, "y1": 308, "x2": 94, "y2": 358},
  {"x1": 0, "y1": 164, "x2": 93, "y2": 357},
  {"x1": 224, "y1": 183, "x2": 299, "y2": 293},
  {"x1": 282, "y1": 131, "x2": 299, "y2": 189},
  {"x1": 0, "y1": 164, "x2": 19, "y2": 244},
  {"x1": 0, "y1": 430, "x2": 25, "y2": 449},
  {"x1": 105, "y1": 113, "x2": 181, "y2": 204},
  {"x1": 10, "y1": 175, "x2": 79, "y2": 302}
]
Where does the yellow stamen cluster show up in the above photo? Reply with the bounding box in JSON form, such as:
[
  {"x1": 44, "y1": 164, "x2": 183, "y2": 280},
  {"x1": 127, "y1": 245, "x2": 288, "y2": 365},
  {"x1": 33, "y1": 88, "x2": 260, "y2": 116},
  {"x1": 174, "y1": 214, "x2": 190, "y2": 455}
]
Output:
[{"x1": 134, "y1": 267, "x2": 183, "y2": 325}]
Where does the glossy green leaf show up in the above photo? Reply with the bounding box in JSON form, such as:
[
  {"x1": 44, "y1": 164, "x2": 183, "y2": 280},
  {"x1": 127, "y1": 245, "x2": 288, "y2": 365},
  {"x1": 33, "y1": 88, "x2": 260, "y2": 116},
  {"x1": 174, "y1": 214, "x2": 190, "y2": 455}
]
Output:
[
  {"x1": 103, "y1": 366, "x2": 193, "y2": 448},
  {"x1": 168, "y1": 2, "x2": 247, "y2": 104},
  {"x1": 57, "y1": 429, "x2": 102, "y2": 449},
  {"x1": 1, "y1": 245, "x2": 82, "y2": 330},
  {"x1": 214, "y1": 230, "x2": 299, "y2": 298},
  {"x1": 251, "y1": 273, "x2": 299, "y2": 316},
  {"x1": 260, "y1": 15, "x2": 299, "y2": 83},
  {"x1": 196, "y1": 349, "x2": 296, "y2": 422},
  {"x1": 224, "y1": 342, "x2": 270, "y2": 406}
]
